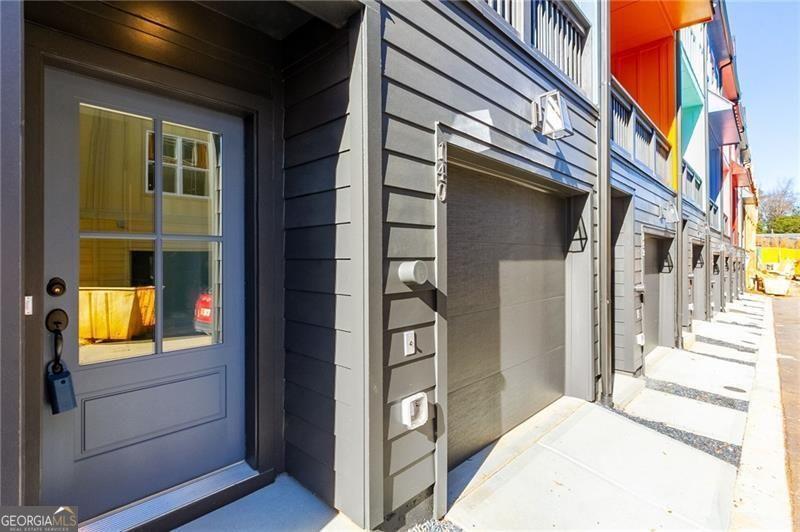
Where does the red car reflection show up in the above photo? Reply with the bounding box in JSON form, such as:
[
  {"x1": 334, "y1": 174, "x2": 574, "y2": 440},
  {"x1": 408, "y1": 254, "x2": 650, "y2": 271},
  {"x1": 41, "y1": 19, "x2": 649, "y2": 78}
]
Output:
[{"x1": 194, "y1": 292, "x2": 213, "y2": 334}]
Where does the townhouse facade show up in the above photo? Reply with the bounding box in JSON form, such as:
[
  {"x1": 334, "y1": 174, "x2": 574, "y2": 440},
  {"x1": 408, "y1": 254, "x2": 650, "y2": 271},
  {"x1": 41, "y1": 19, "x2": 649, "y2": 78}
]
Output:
[{"x1": 0, "y1": 0, "x2": 756, "y2": 529}]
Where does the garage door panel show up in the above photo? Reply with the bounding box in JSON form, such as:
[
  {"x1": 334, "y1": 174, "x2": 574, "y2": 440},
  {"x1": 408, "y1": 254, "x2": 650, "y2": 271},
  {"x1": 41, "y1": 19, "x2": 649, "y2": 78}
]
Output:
[
  {"x1": 447, "y1": 168, "x2": 566, "y2": 470},
  {"x1": 448, "y1": 173, "x2": 564, "y2": 248},
  {"x1": 449, "y1": 297, "x2": 566, "y2": 392},
  {"x1": 448, "y1": 210, "x2": 564, "y2": 247},
  {"x1": 448, "y1": 240, "x2": 565, "y2": 318},
  {"x1": 447, "y1": 349, "x2": 564, "y2": 468}
]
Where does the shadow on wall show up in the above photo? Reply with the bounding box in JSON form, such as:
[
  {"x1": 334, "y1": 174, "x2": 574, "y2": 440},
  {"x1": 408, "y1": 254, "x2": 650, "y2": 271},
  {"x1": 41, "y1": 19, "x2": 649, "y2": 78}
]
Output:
[
  {"x1": 610, "y1": 191, "x2": 633, "y2": 372},
  {"x1": 281, "y1": 16, "x2": 356, "y2": 519}
]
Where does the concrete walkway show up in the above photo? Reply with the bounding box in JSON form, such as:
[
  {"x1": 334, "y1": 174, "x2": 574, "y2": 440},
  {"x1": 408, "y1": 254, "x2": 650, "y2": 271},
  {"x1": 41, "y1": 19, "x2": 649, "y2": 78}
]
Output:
[
  {"x1": 178, "y1": 474, "x2": 361, "y2": 531},
  {"x1": 772, "y1": 284, "x2": 800, "y2": 530},
  {"x1": 180, "y1": 294, "x2": 791, "y2": 531},
  {"x1": 446, "y1": 293, "x2": 792, "y2": 531}
]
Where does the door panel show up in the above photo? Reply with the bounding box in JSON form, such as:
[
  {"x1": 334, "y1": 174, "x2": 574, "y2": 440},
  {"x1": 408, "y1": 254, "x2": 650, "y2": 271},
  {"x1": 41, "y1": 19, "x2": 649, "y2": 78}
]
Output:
[
  {"x1": 42, "y1": 68, "x2": 246, "y2": 520},
  {"x1": 447, "y1": 168, "x2": 566, "y2": 469},
  {"x1": 712, "y1": 253, "x2": 722, "y2": 315},
  {"x1": 643, "y1": 237, "x2": 661, "y2": 356},
  {"x1": 692, "y1": 244, "x2": 706, "y2": 320}
]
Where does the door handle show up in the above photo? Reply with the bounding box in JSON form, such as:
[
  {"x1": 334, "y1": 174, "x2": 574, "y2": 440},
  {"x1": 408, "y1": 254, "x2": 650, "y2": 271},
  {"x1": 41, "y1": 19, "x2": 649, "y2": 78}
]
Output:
[
  {"x1": 45, "y1": 308, "x2": 76, "y2": 414},
  {"x1": 46, "y1": 309, "x2": 69, "y2": 373}
]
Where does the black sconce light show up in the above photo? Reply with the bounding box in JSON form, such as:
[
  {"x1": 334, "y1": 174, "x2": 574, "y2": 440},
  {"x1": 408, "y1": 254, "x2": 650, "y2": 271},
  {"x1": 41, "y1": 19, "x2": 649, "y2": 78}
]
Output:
[
  {"x1": 713, "y1": 256, "x2": 720, "y2": 275},
  {"x1": 697, "y1": 253, "x2": 705, "y2": 269},
  {"x1": 662, "y1": 250, "x2": 674, "y2": 274}
]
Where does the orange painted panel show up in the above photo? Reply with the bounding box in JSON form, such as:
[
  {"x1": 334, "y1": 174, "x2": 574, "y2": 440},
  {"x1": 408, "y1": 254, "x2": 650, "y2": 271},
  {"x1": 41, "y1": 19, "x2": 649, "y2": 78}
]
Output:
[{"x1": 612, "y1": 37, "x2": 676, "y2": 135}]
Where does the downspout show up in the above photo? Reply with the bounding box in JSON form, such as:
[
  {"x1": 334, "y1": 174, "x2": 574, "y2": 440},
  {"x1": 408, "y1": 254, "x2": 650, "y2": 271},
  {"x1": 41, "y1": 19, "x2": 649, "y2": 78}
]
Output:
[
  {"x1": 598, "y1": 0, "x2": 613, "y2": 406},
  {"x1": 674, "y1": 32, "x2": 685, "y2": 349},
  {"x1": 704, "y1": 28, "x2": 713, "y2": 320}
]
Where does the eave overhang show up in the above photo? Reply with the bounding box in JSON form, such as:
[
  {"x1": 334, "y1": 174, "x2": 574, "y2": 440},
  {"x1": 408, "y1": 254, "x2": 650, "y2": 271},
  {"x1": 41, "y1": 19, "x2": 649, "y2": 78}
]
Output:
[
  {"x1": 731, "y1": 161, "x2": 753, "y2": 189},
  {"x1": 708, "y1": 90, "x2": 740, "y2": 145},
  {"x1": 612, "y1": 0, "x2": 713, "y2": 53}
]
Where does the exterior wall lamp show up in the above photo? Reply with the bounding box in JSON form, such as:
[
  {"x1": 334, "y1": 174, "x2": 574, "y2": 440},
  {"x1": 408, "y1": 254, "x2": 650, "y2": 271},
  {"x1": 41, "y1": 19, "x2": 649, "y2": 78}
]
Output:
[
  {"x1": 660, "y1": 203, "x2": 679, "y2": 225},
  {"x1": 662, "y1": 250, "x2": 674, "y2": 274},
  {"x1": 532, "y1": 90, "x2": 574, "y2": 140}
]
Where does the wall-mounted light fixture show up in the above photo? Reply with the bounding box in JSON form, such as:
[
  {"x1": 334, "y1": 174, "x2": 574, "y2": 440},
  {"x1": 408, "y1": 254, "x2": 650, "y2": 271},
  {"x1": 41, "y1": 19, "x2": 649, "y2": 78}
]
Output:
[
  {"x1": 696, "y1": 253, "x2": 705, "y2": 269},
  {"x1": 713, "y1": 256, "x2": 721, "y2": 275},
  {"x1": 532, "y1": 90, "x2": 574, "y2": 140},
  {"x1": 660, "y1": 203, "x2": 679, "y2": 225},
  {"x1": 662, "y1": 250, "x2": 674, "y2": 274}
]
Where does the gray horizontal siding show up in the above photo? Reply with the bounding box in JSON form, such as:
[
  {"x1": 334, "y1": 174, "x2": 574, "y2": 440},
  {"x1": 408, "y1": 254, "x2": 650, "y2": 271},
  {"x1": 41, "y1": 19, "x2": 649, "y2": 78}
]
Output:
[
  {"x1": 682, "y1": 200, "x2": 706, "y2": 326},
  {"x1": 282, "y1": 22, "x2": 364, "y2": 521},
  {"x1": 610, "y1": 150, "x2": 677, "y2": 373},
  {"x1": 380, "y1": 0, "x2": 599, "y2": 517}
]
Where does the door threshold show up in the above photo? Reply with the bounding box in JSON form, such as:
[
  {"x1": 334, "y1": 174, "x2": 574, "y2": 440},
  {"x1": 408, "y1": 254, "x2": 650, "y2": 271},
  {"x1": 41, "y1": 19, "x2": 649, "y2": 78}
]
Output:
[{"x1": 79, "y1": 461, "x2": 259, "y2": 532}]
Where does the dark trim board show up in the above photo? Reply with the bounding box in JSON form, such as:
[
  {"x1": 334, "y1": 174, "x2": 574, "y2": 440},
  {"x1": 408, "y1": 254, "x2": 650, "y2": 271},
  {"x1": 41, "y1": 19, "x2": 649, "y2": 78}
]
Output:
[
  {"x1": 21, "y1": 21, "x2": 283, "y2": 514},
  {"x1": 0, "y1": 0, "x2": 24, "y2": 507}
]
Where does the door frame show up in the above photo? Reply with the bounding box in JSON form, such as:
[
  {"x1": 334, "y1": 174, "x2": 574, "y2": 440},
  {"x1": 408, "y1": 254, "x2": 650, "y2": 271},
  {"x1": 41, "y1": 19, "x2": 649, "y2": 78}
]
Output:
[
  {"x1": 22, "y1": 25, "x2": 283, "y2": 523},
  {"x1": 640, "y1": 225, "x2": 677, "y2": 356}
]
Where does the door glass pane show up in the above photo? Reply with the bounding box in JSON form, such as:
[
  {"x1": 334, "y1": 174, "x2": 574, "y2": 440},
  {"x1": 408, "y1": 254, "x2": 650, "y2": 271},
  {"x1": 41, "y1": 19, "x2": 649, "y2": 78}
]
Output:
[
  {"x1": 163, "y1": 241, "x2": 221, "y2": 352},
  {"x1": 79, "y1": 104, "x2": 154, "y2": 233},
  {"x1": 79, "y1": 239, "x2": 155, "y2": 365},
  {"x1": 162, "y1": 122, "x2": 221, "y2": 235}
]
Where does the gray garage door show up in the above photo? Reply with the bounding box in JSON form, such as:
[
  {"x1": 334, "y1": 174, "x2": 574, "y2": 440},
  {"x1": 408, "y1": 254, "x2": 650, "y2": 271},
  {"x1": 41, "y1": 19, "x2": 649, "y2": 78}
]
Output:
[
  {"x1": 447, "y1": 168, "x2": 566, "y2": 469},
  {"x1": 712, "y1": 253, "x2": 722, "y2": 315},
  {"x1": 643, "y1": 236, "x2": 662, "y2": 357},
  {"x1": 691, "y1": 244, "x2": 706, "y2": 320}
]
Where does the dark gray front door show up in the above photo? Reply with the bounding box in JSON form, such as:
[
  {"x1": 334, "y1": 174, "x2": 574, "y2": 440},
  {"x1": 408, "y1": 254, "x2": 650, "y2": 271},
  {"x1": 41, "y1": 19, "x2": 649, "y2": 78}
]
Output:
[
  {"x1": 447, "y1": 168, "x2": 566, "y2": 469},
  {"x1": 712, "y1": 253, "x2": 722, "y2": 315},
  {"x1": 692, "y1": 244, "x2": 706, "y2": 320},
  {"x1": 41, "y1": 68, "x2": 246, "y2": 520},
  {"x1": 643, "y1": 236, "x2": 661, "y2": 356}
]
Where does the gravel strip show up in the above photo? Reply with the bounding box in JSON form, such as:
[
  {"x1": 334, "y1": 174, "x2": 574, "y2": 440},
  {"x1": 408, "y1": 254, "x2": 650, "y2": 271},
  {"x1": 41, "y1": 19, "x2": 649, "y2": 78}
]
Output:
[
  {"x1": 714, "y1": 319, "x2": 764, "y2": 330},
  {"x1": 728, "y1": 308, "x2": 764, "y2": 319},
  {"x1": 408, "y1": 519, "x2": 463, "y2": 532},
  {"x1": 695, "y1": 335, "x2": 759, "y2": 354},
  {"x1": 687, "y1": 350, "x2": 756, "y2": 367},
  {"x1": 646, "y1": 378, "x2": 749, "y2": 412},
  {"x1": 608, "y1": 407, "x2": 742, "y2": 467}
]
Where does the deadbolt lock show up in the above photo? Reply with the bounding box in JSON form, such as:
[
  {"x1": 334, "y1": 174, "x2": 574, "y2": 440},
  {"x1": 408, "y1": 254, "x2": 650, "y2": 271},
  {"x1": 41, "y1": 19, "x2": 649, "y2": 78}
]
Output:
[{"x1": 47, "y1": 277, "x2": 66, "y2": 297}]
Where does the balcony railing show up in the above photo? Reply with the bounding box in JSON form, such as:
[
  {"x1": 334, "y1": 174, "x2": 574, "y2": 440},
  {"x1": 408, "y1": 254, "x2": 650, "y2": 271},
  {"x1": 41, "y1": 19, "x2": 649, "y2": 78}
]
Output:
[
  {"x1": 485, "y1": 0, "x2": 519, "y2": 27},
  {"x1": 532, "y1": 0, "x2": 587, "y2": 88},
  {"x1": 482, "y1": 0, "x2": 589, "y2": 90},
  {"x1": 682, "y1": 159, "x2": 703, "y2": 207},
  {"x1": 611, "y1": 77, "x2": 672, "y2": 187}
]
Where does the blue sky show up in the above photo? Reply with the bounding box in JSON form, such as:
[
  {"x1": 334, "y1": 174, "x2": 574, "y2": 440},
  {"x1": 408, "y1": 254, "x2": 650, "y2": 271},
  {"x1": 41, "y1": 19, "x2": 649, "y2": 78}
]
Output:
[{"x1": 727, "y1": 0, "x2": 800, "y2": 194}]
